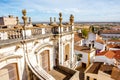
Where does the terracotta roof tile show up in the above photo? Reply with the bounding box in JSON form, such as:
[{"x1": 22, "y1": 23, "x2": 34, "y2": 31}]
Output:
[
  {"x1": 107, "y1": 44, "x2": 120, "y2": 48},
  {"x1": 96, "y1": 50, "x2": 120, "y2": 59},
  {"x1": 113, "y1": 50, "x2": 120, "y2": 59},
  {"x1": 105, "y1": 51, "x2": 116, "y2": 59},
  {"x1": 96, "y1": 51, "x2": 107, "y2": 56},
  {"x1": 74, "y1": 33, "x2": 81, "y2": 42}
]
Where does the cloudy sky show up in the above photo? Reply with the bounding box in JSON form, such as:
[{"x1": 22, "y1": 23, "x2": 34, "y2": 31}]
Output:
[{"x1": 0, "y1": 0, "x2": 120, "y2": 22}]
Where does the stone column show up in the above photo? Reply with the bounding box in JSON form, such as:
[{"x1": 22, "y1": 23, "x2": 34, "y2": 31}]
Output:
[
  {"x1": 59, "y1": 37, "x2": 64, "y2": 65},
  {"x1": 59, "y1": 12, "x2": 63, "y2": 33},
  {"x1": 71, "y1": 34, "x2": 74, "y2": 67},
  {"x1": 22, "y1": 9, "x2": 30, "y2": 80}
]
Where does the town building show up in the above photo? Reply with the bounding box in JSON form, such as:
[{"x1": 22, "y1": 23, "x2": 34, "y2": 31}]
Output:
[
  {"x1": 0, "y1": 15, "x2": 17, "y2": 28},
  {"x1": 84, "y1": 62, "x2": 120, "y2": 80},
  {"x1": 106, "y1": 40, "x2": 120, "y2": 50},
  {"x1": 74, "y1": 45, "x2": 96, "y2": 68},
  {"x1": 95, "y1": 50, "x2": 120, "y2": 65},
  {"x1": 100, "y1": 30, "x2": 120, "y2": 40},
  {"x1": 84, "y1": 49, "x2": 120, "y2": 80}
]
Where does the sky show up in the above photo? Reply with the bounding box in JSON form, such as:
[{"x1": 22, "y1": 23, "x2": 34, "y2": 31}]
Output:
[{"x1": 0, "y1": 0, "x2": 120, "y2": 22}]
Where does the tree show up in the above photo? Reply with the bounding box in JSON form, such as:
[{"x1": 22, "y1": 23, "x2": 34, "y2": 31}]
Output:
[
  {"x1": 90, "y1": 25, "x2": 95, "y2": 33},
  {"x1": 76, "y1": 54, "x2": 82, "y2": 61},
  {"x1": 81, "y1": 28, "x2": 89, "y2": 38}
]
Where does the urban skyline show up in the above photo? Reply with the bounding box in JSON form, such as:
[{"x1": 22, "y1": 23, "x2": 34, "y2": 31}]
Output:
[
  {"x1": 0, "y1": 4, "x2": 120, "y2": 80},
  {"x1": 0, "y1": 0, "x2": 120, "y2": 22}
]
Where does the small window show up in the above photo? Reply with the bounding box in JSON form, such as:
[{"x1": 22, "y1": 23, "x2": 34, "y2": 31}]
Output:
[
  {"x1": 77, "y1": 54, "x2": 82, "y2": 61},
  {"x1": 65, "y1": 55, "x2": 68, "y2": 61},
  {"x1": 86, "y1": 76, "x2": 89, "y2": 80}
]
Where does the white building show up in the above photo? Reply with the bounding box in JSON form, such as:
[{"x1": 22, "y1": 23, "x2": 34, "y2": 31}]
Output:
[
  {"x1": 0, "y1": 15, "x2": 17, "y2": 26},
  {"x1": 100, "y1": 30, "x2": 120, "y2": 40},
  {"x1": 94, "y1": 50, "x2": 120, "y2": 66},
  {"x1": 74, "y1": 45, "x2": 96, "y2": 68},
  {"x1": 106, "y1": 40, "x2": 120, "y2": 50},
  {"x1": 0, "y1": 11, "x2": 79, "y2": 80}
]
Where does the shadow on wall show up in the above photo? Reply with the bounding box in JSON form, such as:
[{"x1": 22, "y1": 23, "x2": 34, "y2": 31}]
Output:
[{"x1": 22, "y1": 65, "x2": 28, "y2": 80}]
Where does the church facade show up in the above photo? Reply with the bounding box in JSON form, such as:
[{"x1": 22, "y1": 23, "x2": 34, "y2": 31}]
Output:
[{"x1": 0, "y1": 10, "x2": 78, "y2": 80}]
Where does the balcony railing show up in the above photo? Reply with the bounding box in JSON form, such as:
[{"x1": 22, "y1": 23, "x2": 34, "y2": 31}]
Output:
[
  {"x1": 63, "y1": 26, "x2": 72, "y2": 33},
  {"x1": 0, "y1": 28, "x2": 22, "y2": 40},
  {"x1": 0, "y1": 27, "x2": 53, "y2": 46}
]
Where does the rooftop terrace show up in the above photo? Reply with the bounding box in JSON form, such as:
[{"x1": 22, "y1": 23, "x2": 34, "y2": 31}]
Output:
[
  {"x1": 100, "y1": 64, "x2": 114, "y2": 75},
  {"x1": 86, "y1": 62, "x2": 103, "y2": 74}
]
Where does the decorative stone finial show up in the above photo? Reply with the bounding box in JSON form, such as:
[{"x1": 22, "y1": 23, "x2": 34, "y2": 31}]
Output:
[
  {"x1": 29, "y1": 17, "x2": 32, "y2": 24},
  {"x1": 22, "y1": 9, "x2": 26, "y2": 16},
  {"x1": 50, "y1": 17, "x2": 52, "y2": 24},
  {"x1": 54, "y1": 17, "x2": 56, "y2": 22},
  {"x1": 59, "y1": 12, "x2": 62, "y2": 27},
  {"x1": 70, "y1": 14, "x2": 74, "y2": 25},
  {"x1": 22, "y1": 9, "x2": 27, "y2": 25},
  {"x1": 16, "y1": 17, "x2": 19, "y2": 25}
]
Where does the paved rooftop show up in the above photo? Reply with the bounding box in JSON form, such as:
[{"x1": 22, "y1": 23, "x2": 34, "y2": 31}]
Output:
[
  {"x1": 48, "y1": 68, "x2": 71, "y2": 80},
  {"x1": 87, "y1": 62, "x2": 103, "y2": 74},
  {"x1": 76, "y1": 66, "x2": 86, "y2": 80},
  {"x1": 74, "y1": 45, "x2": 91, "y2": 53},
  {"x1": 100, "y1": 64, "x2": 114, "y2": 75}
]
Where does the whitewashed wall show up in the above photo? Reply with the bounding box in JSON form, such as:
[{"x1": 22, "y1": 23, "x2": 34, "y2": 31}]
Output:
[{"x1": 94, "y1": 42, "x2": 104, "y2": 50}]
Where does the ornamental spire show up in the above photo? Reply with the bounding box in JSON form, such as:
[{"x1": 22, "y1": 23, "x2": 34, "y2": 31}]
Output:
[
  {"x1": 59, "y1": 12, "x2": 62, "y2": 27},
  {"x1": 70, "y1": 14, "x2": 74, "y2": 25},
  {"x1": 22, "y1": 9, "x2": 27, "y2": 25},
  {"x1": 16, "y1": 17, "x2": 19, "y2": 25}
]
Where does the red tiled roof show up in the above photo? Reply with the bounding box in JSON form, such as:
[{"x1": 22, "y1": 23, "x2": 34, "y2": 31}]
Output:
[
  {"x1": 96, "y1": 50, "x2": 120, "y2": 59},
  {"x1": 107, "y1": 44, "x2": 120, "y2": 48},
  {"x1": 102, "y1": 30, "x2": 120, "y2": 34},
  {"x1": 105, "y1": 51, "x2": 116, "y2": 59},
  {"x1": 113, "y1": 50, "x2": 120, "y2": 59},
  {"x1": 74, "y1": 33, "x2": 81, "y2": 42},
  {"x1": 96, "y1": 51, "x2": 107, "y2": 56},
  {"x1": 108, "y1": 40, "x2": 120, "y2": 42}
]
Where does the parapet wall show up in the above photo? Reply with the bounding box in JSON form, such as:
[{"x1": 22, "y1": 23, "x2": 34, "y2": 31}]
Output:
[{"x1": 57, "y1": 65, "x2": 79, "y2": 80}]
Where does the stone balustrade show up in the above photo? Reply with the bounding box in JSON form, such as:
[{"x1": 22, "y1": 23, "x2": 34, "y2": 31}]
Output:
[{"x1": 0, "y1": 27, "x2": 52, "y2": 41}]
